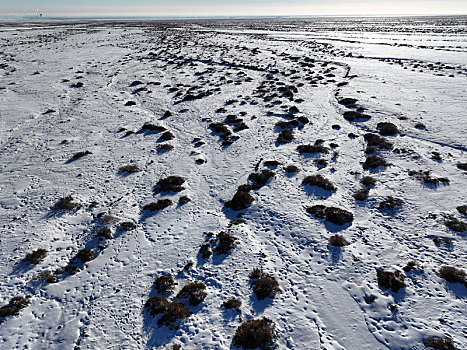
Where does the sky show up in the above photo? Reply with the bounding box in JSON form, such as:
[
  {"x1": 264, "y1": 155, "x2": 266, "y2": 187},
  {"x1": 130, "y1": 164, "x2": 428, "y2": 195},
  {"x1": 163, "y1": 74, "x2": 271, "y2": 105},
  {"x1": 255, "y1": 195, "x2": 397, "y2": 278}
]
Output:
[{"x1": 1, "y1": 0, "x2": 466, "y2": 17}]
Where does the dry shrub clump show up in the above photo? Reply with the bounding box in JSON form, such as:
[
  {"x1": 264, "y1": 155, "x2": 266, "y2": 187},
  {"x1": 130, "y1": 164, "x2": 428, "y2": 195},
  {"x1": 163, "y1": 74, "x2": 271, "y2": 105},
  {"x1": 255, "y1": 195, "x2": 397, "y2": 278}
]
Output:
[
  {"x1": 221, "y1": 297, "x2": 242, "y2": 311},
  {"x1": 214, "y1": 231, "x2": 237, "y2": 255},
  {"x1": 408, "y1": 170, "x2": 449, "y2": 185},
  {"x1": 71, "y1": 150, "x2": 92, "y2": 160},
  {"x1": 360, "y1": 176, "x2": 376, "y2": 187},
  {"x1": 424, "y1": 336, "x2": 457, "y2": 350},
  {"x1": 95, "y1": 227, "x2": 113, "y2": 239},
  {"x1": 306, "y1": 205, "x2": 354, "y2": 225},
  {"x1": 329, "y1": 234, "x2": 350, "y2": 247},
  {"x1": 154, "y1": 275, "x2": 176, "y2": 294},
  {"x1": 379, "y1": 196, "x2": 404, "y2": 210},
  {"x1": 0, "y1": 296, "x2": 30, "y2": 318},
  {"x1": 377, "y1": 270, "x2": 406, "y2": 292},
  {"x1": 199, "y1": 243, "x2": 212, "y2": 259},
  {"x1": 143, "y1": 199, "x2": 173, "y2": 211},
  {"x1": 363, "y1": 155, "x2": 390, "y2": 170},
  {"x1": 232, "y1": 317, "x2": 277, "y2": 350},
  {"x1": 157, "y1": 144, "x2": 174, "y2": 153},
  {"x1": 176, "y1": 282, "x2": 207, "y2": 306},
  {"x1": 55, "y1": 195, "x2": 81, "y2": 211},
  {"x1": 225, "y1": 189, "x2": 255, "y2": 211},
  {"x1": 24, "y1": 249, "x2": 47, "y2": 264},
  {"x1": 277, "y1": 129, "x2": 294, "y2": 144},
  {"x1": 249, "y1": 269, "x2": 281, "y2": 300},
  {"x1": 302, "y1": 174, "x2": 336, "y2": 191},
  {"x1": 353, "y1": 188, "x2": 369, "y2": 201},
  {"x1": 76, "y1": 249, "x2": 94, "y2": 263},
  {"x1": 444, "y1": 217, "x2": 467, "y2": 232},
  {"x1": 118, "y1": 164, "x2": 141, "y2": 174},
  {"x1": 120, "y1": 221, "x2": 136, "y2": 230},
  {"x1": 32, "y1": 270, "x2": 57, "y2": 284},
  {"x1": 363, "y1": 133, "x2": 393, "y2": 150},
  {"x1": 140, "y1": 123, "x2": 166, "y2": 132},
  {"x1": 284, "y1": 165, "x2": 300, "y2": 173},
  {"x1": 438, "y1": 266, "x2": 466, "y2": 285},
  {"x1": 457, "y1": 205, "x2": 467, "y2": 215},
  {"x1": 145, "y1": 296, "x2": 190, "y2": 327},
  {"x1": 376, "y1": 122, "x2": 399, "y2": 135},
  {"x1": 248, "y1": 170, "x2": 275, "y2": 189},
  {"x1": 154, "y1": 176, "x2": 185, "y2": 194},
  {"x1": 297, "y1": 144, "x2": 328, "y2": 155}
]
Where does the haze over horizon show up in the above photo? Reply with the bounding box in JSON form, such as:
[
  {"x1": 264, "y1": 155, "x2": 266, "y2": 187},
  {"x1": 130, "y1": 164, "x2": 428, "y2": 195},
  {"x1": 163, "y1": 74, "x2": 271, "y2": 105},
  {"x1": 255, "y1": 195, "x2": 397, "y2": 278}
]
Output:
[{"x1": 1, "y1": 0, "x2": 467, "y2": 17}]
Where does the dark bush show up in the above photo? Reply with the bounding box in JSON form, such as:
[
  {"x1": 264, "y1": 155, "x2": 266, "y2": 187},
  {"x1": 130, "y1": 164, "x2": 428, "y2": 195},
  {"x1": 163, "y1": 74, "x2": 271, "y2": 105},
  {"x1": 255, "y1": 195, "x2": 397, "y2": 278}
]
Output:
[
  {"x1": 95, "y1": 227, "x2": 113, "y2": 239},
  {"x1": 232, "y1": 318, "x2": 277, "y2": 350},
  {"x1": 214, "y1": 231, "x2": 237, "y2": 255},
  {"x1": 55, "y1": 195, "x2": 81, "y2": 211},
  {"x1": 277, "y1": 129, "x2": 294, "y2": 144},
  {"x1": 433, "y1": 237, "x2": 453, "y2": 245},
  {"x1": 125, "y1": 101, "x2": 136, "y2": 106},
  {"x1": 338, "y1": 97, "x2": 357, "y2": 106},
  {"x1": 302, "y1": 174, "x2": 336, "y2": 191},
  {"x1": 71, "y1": 150, "x2": 92, "y2": 160},
  {"x1": 248, "y1": 170, "x2": 275, "y2": 189},
  {"x1": 343, "y1": 111, "x2": 371, "y2": 122},
  {"x1": 221, "y1": 297, "x2": 242, "y2": 310},
  {"x1": 424, "y1": 336, "x2": 457, "y2": 350},
  {"x1": 306, "y1": 205, "x2": 354, "y2": 225},
  {"x1": 252, "y1": 275, "x2": 281, "y2": 300},
  {"x1": 363, "y1": 133, "x2": 393, "y2": 150},
  {"x1": 119, "y1": 164, "x2": 141, "y2": 174},
  {"x1": 329, "y1": 234, "x2": 350, "y2": 247},
  {"x1": 408, "y1": 170, "x2": 449, "y2": 185},
  {"x1": 24, "y1": 249, "x2": 47, "y2": 264},
  {"x1": 143, "y1": 199, "x2": 173, "y2": 211},
  {"x1": 76, "y1": 249, "x2": 94, "y2": 263},
  {"x1": 377, "y1": 270, "x2": 406, "y2": 292},
  {"x1": 249, "y1": 268, "x2": 265, "y2": 280},
  {"x1": 379, "y1": 196, "x2": 404, "y2": 210},
  {"x1": 158, "y1": 301, "x2": 190, "y2": 327},
  {"x1": 145, "y1": 296, "x2": 190, "y2": 327},
  {"x1": 284, "y1": 165, "x2": 300, "y2": 173},
  {"x1": 360, "y1": 176, "x2": 376, "y2": 187},
  {"x1": 176, "y1": 282, "x2": 207, "y2": 306},
  {"x1": 297, "y1": 144, "x2": 328, "y2": 154},
  {"x1": 444, "y1": 217, "x2": 467, "y2": 232},
  {"x1": 154, "y1": 176, "x2": 185, "y2": 194},
  {"x1": 363, "y1": 155, "x2": 390, "y2": 170},
  {"x1": 353, "y1": 188, "x2": 369, "y2": 201},
  {"x1": 438, "y1": 266, "x2": 466, "y2": 285},
  {"x1": 456, "y1": 163, "x2": 467, "y2": 171},
  {"x1": 209, "y1": 122, "x2": 231, "y2": 135},
  {"x1": 457, "y1": 205, "x2": 467, "y2": 215},
  {"x1": 377, "y1": 122, "x2": 399, "y2": 135},
  {"x1": 159, "y1": 131, "x2": 175, "y2": 141},
  {"x1": 225, "y1": 191, "x2": 255, "y2": 211},
  {"x1": 120, "y1": 221, "x2": 136, "y2": 230},
  {"x1": 263, "y1": 160, "x2": 281, "y2": 167},
  {"x1": 178, "y1": 196, "x2": 191, "y2": 205},
  {"x1": 32, "y1": 270, "x2": 57, "y2": 283},
  {"x1": 0, "y1": 296, "x2": 29, "y2": 318},
  {"x1": 145, "y1": 296, "x2": 170, "y2": 316},
  {"x1": 141, "y1": 123, "x2": 166, "y2": 132},
  {"x1": 157, "y1": 143, "x2": 174, "y2": 153},
  {"x1": 403, "y1": 261, "x2": 423, "y2": 273},
  {"x1": 154, "y1": 275, "x2": 176, "y2": 294},
  {"x1": 199, "y1": 243, "x2": 212, "y2": 259}
]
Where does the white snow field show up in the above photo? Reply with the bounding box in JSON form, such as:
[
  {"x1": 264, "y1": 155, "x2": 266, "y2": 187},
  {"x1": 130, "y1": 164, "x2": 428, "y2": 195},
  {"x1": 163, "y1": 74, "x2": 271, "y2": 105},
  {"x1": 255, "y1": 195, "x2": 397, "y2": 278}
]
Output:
[{"x1": 0, "y1": 16, "x2": 466, "y2": 350}]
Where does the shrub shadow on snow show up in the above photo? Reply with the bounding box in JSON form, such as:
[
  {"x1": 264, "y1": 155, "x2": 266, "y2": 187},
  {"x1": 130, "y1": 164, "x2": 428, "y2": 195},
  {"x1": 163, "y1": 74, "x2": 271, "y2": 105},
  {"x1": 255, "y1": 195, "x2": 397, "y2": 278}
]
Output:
[
  {"x1": 302, "y1": 185, "x2": 335, "y2": 199},
  {"x1": 328, "y1": 246, "x2": 343, "y2": 264},
  {"x1": 444, "y1": 282, "x2": 467, "y2": 299},
  {"x1": 323, "y1": 221, "x2": 352, "y2": 233},
  {"x1": 249, "y1": 294, "x2": 274, "y2": 314}
]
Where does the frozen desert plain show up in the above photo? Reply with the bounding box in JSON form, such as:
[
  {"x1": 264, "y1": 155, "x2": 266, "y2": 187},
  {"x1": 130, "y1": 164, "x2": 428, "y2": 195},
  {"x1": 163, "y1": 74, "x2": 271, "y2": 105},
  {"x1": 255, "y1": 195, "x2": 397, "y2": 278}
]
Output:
[{"x1": 0, "y1": 16, "x2": 466, "y2": 349}]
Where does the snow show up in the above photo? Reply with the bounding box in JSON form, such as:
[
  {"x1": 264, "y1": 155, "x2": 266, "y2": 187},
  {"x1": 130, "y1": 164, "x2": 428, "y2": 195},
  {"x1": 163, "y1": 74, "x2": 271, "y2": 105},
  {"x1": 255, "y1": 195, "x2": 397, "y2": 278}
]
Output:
[{"x1": 0, "y1": 16, "x2": 466, "y2": 350}]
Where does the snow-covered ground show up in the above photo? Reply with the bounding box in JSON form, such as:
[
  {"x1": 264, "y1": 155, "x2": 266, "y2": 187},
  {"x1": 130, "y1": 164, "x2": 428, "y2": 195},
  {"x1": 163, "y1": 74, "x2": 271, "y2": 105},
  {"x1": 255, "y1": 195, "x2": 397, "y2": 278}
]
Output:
[{"x1": 0, "y1": 17, "x2": 466, "y2": 350}]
